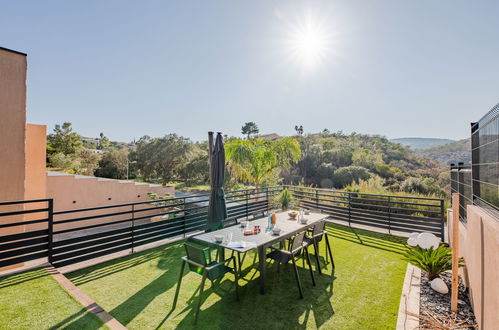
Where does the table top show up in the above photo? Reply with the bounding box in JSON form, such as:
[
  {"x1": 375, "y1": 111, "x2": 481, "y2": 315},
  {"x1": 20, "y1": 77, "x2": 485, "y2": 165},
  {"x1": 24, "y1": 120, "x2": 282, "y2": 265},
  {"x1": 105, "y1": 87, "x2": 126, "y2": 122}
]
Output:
[{"x1": 192, "y1": 211, "x2": 326, "y2": 253}]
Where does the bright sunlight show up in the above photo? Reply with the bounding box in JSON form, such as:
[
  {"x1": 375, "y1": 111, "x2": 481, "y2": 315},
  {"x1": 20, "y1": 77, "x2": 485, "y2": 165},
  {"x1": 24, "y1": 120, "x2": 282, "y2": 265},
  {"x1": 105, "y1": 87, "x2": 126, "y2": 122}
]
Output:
[{"x1": 284, "y1": 11, "x2": 333, "y2": 72}]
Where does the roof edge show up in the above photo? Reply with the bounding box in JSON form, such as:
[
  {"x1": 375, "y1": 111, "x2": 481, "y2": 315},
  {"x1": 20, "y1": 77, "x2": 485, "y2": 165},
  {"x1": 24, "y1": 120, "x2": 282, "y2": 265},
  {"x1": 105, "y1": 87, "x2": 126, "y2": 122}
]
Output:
[{"x1": 0, "y1": 46, "x2": 27, "y2": 56}]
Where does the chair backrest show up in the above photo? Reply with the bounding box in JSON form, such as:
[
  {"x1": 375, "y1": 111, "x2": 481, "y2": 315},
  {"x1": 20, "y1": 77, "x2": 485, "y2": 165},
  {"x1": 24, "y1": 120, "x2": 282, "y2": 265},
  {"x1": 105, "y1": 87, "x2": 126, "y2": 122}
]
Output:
[
  {"x1": 290, "y1": 232, "x2": 305, "y2": 254},
  {"x1": 312, "y1": 221, "x2": 326, "y2": 236},
  {"x1": 184, "y1": 243, "x2": 209, "y2": 272},
  {"x1": 251, "y1": 211, "x2": 265, "y2": 219},
  {"x1": 223, "y1": 217, "x2": 238, "y2": 227}
]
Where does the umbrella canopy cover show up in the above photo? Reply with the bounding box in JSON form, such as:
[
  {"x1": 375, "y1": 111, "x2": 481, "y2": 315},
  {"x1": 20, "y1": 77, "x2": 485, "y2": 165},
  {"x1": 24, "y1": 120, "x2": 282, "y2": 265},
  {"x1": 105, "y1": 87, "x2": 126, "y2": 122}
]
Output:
[{"x1": 206, "y1": 133, "x2": 227, "y2": 231}]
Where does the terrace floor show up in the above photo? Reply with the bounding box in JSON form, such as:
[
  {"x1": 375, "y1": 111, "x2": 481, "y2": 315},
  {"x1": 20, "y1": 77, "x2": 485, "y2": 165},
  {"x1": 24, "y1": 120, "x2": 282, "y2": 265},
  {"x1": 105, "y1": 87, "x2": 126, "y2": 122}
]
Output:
[{"x1": 61, "y1": 223, "x2": 408, "y2": 329}]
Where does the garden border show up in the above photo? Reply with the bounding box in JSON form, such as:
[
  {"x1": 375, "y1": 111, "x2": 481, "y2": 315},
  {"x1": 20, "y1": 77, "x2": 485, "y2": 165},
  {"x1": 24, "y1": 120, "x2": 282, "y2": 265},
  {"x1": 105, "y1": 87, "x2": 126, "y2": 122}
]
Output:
[{"x1": 396, "y1": 263, "x2": 421, "y2": 330}]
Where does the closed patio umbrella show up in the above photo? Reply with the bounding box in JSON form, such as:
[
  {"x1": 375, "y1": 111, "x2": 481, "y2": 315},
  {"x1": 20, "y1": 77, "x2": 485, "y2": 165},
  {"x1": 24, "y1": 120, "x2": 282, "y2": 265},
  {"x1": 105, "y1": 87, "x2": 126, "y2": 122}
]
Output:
[{"x1": 206, "y1": 132, "x2": 227, "y2": 232}]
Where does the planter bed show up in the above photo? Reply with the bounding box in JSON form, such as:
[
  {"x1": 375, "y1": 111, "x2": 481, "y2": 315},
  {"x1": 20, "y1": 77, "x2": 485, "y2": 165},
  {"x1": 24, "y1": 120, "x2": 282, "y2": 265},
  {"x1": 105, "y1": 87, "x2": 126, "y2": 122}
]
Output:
[{"x1": 419, "y1": 271, "x2": 477, "y2": 328}]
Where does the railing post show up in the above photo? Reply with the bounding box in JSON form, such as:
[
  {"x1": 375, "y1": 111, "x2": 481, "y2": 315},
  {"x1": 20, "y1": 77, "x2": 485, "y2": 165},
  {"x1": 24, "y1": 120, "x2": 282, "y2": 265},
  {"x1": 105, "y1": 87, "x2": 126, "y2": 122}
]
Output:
[
  {"x1": 387, "y1": 196, "x2": 391, "y2": 235},
  {"x1": 183, "y1": 197, "x2": 187, "y2": 238},
  {"x1": 440, "y1": 199, "x2": 445, "y2": 241},
  {"x1": 131, "y1": 204, "x2": 135, "y2": 253},
  {"x1": 246, "y1": 190, "x2": 249, "y2": 220},
  {"x1": 315, "y1": 189, "x2": 319, "y2": 210},
  {"x1": 47, "y1": 199, "x2": 54, "y2": 264},
  {"x1": 347, "y1": 193, "x2": 351, "y2": 226},
  {"x1": 266, "y1": 187, "x2": 269, "y2": 213}
]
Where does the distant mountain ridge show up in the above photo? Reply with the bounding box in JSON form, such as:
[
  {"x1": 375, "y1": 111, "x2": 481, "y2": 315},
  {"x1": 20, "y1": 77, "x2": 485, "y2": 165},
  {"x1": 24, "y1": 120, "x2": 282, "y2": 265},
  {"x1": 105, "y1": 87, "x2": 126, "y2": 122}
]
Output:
[
  {"x1": 415, "y1": 138, "x2": 471, "y2": 165},
  {"x1": 390, "y1": 137, "x2": 455, "y2": 150}
]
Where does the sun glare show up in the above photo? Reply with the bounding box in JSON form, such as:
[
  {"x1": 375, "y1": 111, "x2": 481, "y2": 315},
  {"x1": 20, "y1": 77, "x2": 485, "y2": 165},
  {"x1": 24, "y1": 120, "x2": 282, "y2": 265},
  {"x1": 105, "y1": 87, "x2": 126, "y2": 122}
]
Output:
[{"x1": 283, "y1": 11, "x2": 334, "y2": 72}]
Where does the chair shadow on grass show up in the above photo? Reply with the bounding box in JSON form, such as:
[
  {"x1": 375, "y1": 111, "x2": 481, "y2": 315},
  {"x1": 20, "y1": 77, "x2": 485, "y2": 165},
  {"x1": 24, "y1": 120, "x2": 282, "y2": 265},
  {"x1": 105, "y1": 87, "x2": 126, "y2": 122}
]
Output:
[
  {"x1": 67, "y1": 241, "x2": 189, "y2": 327},
  {"x1": 157, "y1": 250, "x2": 337, "y2": 330}
]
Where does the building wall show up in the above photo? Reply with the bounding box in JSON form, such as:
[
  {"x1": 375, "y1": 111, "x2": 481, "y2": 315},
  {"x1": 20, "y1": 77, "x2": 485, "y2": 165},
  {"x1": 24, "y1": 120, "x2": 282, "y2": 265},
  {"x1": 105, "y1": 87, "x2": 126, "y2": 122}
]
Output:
[
  {"x1": 448, "y1": 206, "x2": 499, "y2": 329},
  {"x1": 0, "y1": 48, "x2": 27, "y2": 203},
  {"x1": 47, "y1": 172, "x2": 174, "y2": 230}
]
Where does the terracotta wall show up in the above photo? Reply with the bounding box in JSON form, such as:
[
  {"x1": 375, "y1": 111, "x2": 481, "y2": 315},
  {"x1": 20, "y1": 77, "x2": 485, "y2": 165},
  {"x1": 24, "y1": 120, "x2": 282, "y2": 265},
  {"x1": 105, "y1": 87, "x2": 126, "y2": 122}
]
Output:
[
  {"x1": 47, "y1": 172, "x2": 174, "y2": 230},
  {"x1": 448, "y1": 206, "x2": 499, "y2": 329},
  {"x1": 0, "y1": 48, "x2": 26, "y2": 203}
]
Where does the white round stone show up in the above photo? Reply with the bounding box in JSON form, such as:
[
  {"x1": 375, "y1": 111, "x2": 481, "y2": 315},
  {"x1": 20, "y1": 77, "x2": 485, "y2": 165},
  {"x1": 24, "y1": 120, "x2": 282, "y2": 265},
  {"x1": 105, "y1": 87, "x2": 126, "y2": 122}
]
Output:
[
  {"x1": 430, "y1": 277, "x2": 449, "y2": 294},
  {"x1": 409, "y1": 232, "x2": 419, "y2": 239},
  {"x1": 417, "y1": 232, "x2": 439, "y2": 250},
  {"x1": 407, "y1": 237, "x2": 418, "y2": 246}
]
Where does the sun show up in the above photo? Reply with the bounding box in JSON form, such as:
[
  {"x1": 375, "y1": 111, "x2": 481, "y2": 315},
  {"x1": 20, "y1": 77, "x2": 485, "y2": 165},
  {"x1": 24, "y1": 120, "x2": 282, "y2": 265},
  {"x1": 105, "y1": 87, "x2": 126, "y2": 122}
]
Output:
[{"x1": 282, "y1": 11, "x2": 333, "y2": 72}]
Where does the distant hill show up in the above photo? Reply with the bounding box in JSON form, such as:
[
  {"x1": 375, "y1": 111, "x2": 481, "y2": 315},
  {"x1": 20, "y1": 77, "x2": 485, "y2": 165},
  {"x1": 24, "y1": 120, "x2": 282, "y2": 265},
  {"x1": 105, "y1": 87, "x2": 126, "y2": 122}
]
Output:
[
  {"x1": 415, "y1": 139, "x2": 471, "y2": 165},
  {"x1": 390, "y1": 137, "x2": 455, "y2": 150}
]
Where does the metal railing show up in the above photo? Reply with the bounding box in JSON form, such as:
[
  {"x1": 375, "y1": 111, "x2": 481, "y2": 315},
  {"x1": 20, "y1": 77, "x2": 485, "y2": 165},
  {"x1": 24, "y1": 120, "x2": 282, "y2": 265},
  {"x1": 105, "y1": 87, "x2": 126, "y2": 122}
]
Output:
[
  {"x1": 470, "y1": 103, "x2": 499, "y2": 216},
  {"x1": 286, "y1": 186, "x2": 445, "y2": 240},
  {"x1": 0, "y1": 199, "x2": 52, "y2": 268},
  {"x1": 1, "y1": 185, "x2": 445, "y2": 269},
  {"x1": 450, "y1": 163, "x2": 473, "y2": 223},
  {"x1": 49, "y1": 187, "x2": 281, "y2": 268}
]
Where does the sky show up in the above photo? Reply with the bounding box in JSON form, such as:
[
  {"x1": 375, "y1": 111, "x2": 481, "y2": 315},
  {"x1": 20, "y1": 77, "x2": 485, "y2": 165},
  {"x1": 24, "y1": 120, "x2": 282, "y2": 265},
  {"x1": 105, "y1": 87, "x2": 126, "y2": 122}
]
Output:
[{"x1": 1, "y1": 0, "x2": 498, "y2": 142}]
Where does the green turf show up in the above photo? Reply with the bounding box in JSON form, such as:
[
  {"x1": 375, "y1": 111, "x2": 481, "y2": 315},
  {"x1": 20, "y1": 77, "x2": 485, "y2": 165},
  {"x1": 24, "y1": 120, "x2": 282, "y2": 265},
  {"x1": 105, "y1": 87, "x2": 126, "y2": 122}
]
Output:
[
  {"x1": 67, "y1": 223, "x2": 408, "y2": 329},
  {"x1": 0, "y1": 268, "x2": 106, "y2": 330}
]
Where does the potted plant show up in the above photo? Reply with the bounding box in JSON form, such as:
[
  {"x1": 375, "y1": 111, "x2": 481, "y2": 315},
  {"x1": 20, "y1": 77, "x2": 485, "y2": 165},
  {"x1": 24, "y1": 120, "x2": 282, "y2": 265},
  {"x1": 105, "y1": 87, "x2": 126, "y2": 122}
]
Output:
[{"x1": 270, "y1": 188, "x2": 297, "y2": 211}]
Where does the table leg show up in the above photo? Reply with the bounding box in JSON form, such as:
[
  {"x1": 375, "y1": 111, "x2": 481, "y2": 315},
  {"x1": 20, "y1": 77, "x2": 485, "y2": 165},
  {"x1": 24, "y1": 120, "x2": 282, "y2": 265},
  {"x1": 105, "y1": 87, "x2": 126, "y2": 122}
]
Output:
[{"x1": 258, "y1": 244, "x2": 267, "y2": 294}]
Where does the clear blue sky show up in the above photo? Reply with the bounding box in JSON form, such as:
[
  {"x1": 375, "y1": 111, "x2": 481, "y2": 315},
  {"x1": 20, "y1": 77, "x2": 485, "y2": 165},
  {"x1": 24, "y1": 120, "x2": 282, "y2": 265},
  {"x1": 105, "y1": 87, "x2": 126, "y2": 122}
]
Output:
[{"x1": 2, "y1": 0, "x2": 498, "y2": 142}]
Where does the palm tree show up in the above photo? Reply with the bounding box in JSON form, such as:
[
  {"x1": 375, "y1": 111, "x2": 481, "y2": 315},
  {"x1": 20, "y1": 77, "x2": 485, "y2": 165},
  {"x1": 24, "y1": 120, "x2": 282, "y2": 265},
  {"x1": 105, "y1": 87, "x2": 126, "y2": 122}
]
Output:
[{"x1": 225, "y1": 137, "x2": 300, "y2": 189}]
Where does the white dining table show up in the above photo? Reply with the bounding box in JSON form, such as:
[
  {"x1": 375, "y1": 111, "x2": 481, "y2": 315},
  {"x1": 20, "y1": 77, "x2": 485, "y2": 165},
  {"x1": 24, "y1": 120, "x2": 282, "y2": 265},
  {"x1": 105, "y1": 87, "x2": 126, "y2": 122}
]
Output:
[{"x1": 191, "y1": 211, "x2": 327, "y2": 294}]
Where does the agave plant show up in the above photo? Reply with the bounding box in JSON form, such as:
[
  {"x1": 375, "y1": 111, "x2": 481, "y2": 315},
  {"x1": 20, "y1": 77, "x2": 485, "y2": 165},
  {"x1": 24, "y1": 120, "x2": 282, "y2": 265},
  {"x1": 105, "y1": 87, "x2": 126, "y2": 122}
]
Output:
[{"x1": 402, "y1": 245, "x2": 464, "y2": 280}]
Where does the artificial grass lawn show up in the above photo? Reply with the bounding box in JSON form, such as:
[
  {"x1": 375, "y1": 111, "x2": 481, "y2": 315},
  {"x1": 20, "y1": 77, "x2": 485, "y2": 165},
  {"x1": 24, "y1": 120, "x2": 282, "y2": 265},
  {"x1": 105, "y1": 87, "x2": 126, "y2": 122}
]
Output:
[
  {"x1": 0, "y1": 268, "x2": 106, "y2": 330},
  {"x1": 67, "y1": 223, "x2": 408, "y2": 329}
]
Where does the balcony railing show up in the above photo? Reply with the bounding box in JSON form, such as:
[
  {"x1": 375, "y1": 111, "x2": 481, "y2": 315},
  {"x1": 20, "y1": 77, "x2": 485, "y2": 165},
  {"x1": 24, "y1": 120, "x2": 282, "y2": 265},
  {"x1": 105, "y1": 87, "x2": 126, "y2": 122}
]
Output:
[{"x1": 0, "y1": 186, "x2": 445, "y2": 269}]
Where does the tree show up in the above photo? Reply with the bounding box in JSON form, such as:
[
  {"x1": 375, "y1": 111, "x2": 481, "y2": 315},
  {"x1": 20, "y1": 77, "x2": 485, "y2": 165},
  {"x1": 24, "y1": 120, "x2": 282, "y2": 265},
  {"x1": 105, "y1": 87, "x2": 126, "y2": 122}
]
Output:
[
  {"x1": 333, "y1": 166, "x2": 371, "y2": 188},
  {"x1": 294, "y1": 125, "x2": 304, "y2": 136},
  {"x1": 180, "y1": 152, "x2": 209, "y2": 184},
  {"x1": 241, "y1": 122, "x2": 259, "y2": 139},
  {"x1": 97, "y1": 132, "x2": 110, "y2": 150},
  {"x1": 77, "y1": 149, "x2": 101, "y2": 176},
  {"x1": 226, "y1": 137, "x2": 301, "y2": 189},
  {"x1": 48, "y1": 152, "x2": 76, "y2": 171},
  {"x1": 47, "y1": 122, "x2": 82, "y2": 155},
  {"x1": 134, "y1": 134, "x2": 193, "y2": 183},
  {"x1": 95, "y1": 148, "x2": 129, "y2": 179}
]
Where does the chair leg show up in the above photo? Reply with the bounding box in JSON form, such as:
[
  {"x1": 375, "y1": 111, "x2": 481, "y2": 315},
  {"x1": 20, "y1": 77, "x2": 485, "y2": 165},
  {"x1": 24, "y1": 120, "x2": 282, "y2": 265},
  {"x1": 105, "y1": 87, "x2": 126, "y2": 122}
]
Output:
[
  {"x1": 313, "y1": 240, "x2": 322, "y2": 275},
  {"x1": 304, "y1": 247, "x2": 316, "y2": 286},
  {"x1": 291, "y1": 256, "x2": 304, "y2": 299},
  {"x1": 325, "y1": 233, "x2": 335, "y2": 272},
  {"x1": 194, "y1": 271, "x2": 208, "y2": 325},
  {"x1": 172, "y1": 260, "x2": 186, "y2": 310}
]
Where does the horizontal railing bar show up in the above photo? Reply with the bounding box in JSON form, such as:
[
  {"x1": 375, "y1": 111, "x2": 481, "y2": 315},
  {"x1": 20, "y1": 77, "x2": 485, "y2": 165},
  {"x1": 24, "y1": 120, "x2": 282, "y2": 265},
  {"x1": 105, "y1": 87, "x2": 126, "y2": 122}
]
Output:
[
  {"x1": 0, "y1": 218, "x2": 48, "y2": 229},
  {"x1": 0, "y1": 243, "x2": 48, "y2": 260},
  {"x1": 0, "y1": 251, "x2": 48, "y2": 268},
  {"x1": 0, "y1": 236, "x2": 48, "y2": 252},
  {"x1": 53, "y1": 218, "x2": 132, "y2": 235},
  {"x1": 0, "y1": 229, "x2": 48, "y2": 244},
  {"x1": 0, "y1": 198, "x2": 51, "y2": 206},
  {"x1": 53, "y1": 226, "x2": 132, "y2": 247},
  {"x1": 0, "y1": 208, "x2": 49, "y2": 218}
]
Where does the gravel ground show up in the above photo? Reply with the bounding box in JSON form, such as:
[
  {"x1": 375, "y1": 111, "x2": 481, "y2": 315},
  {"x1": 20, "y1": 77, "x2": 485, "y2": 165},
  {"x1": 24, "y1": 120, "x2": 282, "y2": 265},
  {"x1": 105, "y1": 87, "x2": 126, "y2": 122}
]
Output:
[{"x1": 420, "y1": 271, "x2": 477, "y2": 328}]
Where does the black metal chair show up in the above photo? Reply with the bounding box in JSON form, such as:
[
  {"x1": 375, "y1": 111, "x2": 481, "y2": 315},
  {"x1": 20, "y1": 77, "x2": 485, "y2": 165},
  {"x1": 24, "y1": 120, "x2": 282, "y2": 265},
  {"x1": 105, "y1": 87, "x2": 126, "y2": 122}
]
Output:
[
  {"x1": 304, "y1": 221, "x2": 334, "y2": 275},
  {"x1": 266, "y1": 232, "x2": 316, "y2": 298},
  {"x1": 172, "y1": 242, "x2": 239, "y2": 324}
]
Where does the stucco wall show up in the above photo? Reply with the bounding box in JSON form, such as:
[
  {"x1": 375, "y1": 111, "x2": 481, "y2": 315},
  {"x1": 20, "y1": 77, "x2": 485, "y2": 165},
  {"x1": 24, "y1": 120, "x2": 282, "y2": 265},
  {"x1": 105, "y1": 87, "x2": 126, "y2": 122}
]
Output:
[
  {"x1": 47, "y1": 172, "x2": 174, "y2": 230},
  {"x1": 0, "y1": 48, "x2": 27, "y2": 203},
  {"x1": 448, "y1": 206, "x2": 499, "y2": 329}
]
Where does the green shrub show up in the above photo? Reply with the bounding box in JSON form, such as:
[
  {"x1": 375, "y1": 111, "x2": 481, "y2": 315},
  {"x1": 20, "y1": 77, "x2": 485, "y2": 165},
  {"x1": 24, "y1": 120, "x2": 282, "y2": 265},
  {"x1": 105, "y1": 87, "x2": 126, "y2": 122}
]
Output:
[
  {"x1": 270, "y1": 188, "x2": 297, "y2": 210},
  {"x1": 402, "y1": 245, "x2": 464, "y2": 280}
]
